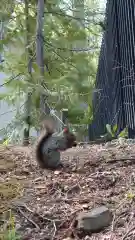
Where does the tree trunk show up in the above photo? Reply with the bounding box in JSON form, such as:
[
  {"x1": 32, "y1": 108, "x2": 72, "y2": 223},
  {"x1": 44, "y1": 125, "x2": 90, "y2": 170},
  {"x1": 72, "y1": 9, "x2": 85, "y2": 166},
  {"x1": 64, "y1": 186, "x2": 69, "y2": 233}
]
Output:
[
  {"x1": 23, "y1": 0, "x2": 32, "y2": 146},
  {"x1": 0, "y1": 21, "x2": 4, "y2": 63},
  {"x1": 36, "y1": 0, "x2": 50, "y2": 123}
]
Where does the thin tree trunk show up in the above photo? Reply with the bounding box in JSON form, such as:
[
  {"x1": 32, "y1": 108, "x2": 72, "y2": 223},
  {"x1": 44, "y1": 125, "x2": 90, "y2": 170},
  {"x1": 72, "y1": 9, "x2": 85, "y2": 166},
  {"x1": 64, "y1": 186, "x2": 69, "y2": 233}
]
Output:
[
  {"x1": 0, "y1": 21, "x2": 4, "y2": 63},
  {"x1": 23, "y1": 0, "x2": 32, "y2": 146},
  {"x1": 36, "y1": 0, "x2": 50, "y2": 122}
]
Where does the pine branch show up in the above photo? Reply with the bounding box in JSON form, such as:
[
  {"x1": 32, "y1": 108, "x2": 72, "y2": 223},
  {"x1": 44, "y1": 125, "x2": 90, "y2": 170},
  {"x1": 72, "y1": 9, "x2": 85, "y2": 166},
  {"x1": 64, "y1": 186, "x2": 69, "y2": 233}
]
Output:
[
  {"x1": 44, "y1": 40, "x2": 98, "y2": 52},
  {"x1": 44, "y1": 40, "x2": 79, "y2": 72},
  {"x1": 0, "y1": 73, "x2": 21, "y2": 88}
]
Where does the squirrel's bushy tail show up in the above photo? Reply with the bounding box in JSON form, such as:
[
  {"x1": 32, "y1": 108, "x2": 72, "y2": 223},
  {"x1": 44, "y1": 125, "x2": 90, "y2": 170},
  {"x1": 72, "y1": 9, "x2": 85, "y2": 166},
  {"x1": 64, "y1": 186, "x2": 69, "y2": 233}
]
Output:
[{"x1": 35, "y1": 120, "x2": 54, "y2": 168}]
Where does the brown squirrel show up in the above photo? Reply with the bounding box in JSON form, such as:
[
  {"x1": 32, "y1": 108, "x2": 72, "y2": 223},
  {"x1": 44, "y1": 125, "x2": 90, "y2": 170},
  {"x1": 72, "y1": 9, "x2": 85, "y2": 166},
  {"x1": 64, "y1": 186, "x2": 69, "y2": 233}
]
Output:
[{"x1": 35, "y1": 121, "x2": 77, "y2": 170}]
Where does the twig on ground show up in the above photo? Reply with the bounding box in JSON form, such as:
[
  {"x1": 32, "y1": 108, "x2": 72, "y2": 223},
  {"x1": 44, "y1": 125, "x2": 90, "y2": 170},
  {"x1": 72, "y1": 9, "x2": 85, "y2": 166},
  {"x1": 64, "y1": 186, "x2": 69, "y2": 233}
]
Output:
[
  {"x1": 51, "y1": 221, "x2": 57, "y2": 240},
  {"x1": 111, "y1": 213, "x2": 116, "y2": 232},
  {"x1": 14, "y1": 203, "x2": 55, "y2": 222},
  {"x1": 17, "y1": 207, "x2": 40, "y2": 230},
  {"x1": 107, "y1": 158, "x2": 135, "y2": 164},
  {"x1": 14, "y1": 203, "x2": 58, "y2": 239},
  {"x1": 122, "y1": 226, "x2": 135, "y2": 240}
]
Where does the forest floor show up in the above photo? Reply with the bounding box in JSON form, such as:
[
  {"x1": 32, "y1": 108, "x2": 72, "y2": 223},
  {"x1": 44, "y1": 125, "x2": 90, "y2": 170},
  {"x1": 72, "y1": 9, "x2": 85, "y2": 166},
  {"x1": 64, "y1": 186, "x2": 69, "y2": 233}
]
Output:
[{"x1": 1, "y1": 140, "x2": 135, "y2": 240}]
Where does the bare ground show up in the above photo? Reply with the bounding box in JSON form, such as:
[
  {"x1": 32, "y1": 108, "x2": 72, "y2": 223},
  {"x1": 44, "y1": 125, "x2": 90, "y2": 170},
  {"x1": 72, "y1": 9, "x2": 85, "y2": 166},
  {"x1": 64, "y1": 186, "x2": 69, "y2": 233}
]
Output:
[{"x1": 1, "y1": 141, "x2": 135, "y2": 239}]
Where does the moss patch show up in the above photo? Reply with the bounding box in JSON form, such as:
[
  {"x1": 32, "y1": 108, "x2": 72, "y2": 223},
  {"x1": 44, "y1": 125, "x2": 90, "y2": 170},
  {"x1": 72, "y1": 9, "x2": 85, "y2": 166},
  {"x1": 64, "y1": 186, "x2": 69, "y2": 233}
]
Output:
[{"x1": 0, "y1": 180, "x2": 23, "y2": 214}]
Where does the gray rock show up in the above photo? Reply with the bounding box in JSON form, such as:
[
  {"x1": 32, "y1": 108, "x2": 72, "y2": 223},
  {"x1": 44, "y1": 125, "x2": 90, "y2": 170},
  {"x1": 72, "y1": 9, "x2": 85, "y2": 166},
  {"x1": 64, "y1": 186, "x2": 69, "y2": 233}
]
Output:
[
  {"x1": 15, "y1": 223, "x2": 21, "y2": 230},
  {"x1": 76, "y1": 206, "x2": 113, "y2": 232}
]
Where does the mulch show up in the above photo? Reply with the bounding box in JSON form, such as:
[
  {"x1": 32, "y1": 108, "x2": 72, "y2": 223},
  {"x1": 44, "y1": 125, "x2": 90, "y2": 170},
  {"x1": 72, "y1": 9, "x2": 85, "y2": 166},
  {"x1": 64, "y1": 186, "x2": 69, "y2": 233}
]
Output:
[{"x1": 1, "y1": 140, "x2": 135, "y2": 239}]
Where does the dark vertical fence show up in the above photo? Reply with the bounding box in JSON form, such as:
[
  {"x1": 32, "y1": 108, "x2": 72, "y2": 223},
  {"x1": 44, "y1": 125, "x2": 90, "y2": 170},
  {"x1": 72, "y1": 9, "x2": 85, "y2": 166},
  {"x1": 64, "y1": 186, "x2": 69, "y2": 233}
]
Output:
[{"x1": 89, "y1": 0, "x2": 135, "y2": 140}]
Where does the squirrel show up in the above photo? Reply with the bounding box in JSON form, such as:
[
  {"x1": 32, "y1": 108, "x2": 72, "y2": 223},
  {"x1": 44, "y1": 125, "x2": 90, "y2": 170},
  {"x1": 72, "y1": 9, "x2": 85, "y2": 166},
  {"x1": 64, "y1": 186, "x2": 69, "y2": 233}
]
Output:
[{"x1": 35, "y1": 121, "x2": 77, "y2": 170}]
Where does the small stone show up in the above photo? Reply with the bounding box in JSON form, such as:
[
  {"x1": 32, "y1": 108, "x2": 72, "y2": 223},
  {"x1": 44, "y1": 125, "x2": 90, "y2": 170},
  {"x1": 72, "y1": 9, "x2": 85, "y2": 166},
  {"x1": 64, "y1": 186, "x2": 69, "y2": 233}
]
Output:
[
  {"x1": 15, "y1": 223, "x2": 21, "y2": 230},
  {"x1": 54, "y1": 170, "x2": 61, "y2": 175},
  {"x1": 0, "y1": 177, "x2": 4, "y2": 182},
  {"x1": 76, "y1": 206, "x2": 113, "y2": 232},
  {"x1": 118, "y1": 137, "x2": 126, "y2": 145},
  {"x1": 71, "y1": 167, "x2": 77, "y2": 171},
  {"x1": 105, "y1": 142, "x2": 111, "y2": 148},
  {"x1": 82, "y1": 204, "x2": 89, "y2": 209},
  {"x1": 84, "y1": 236, "x2": 91, "y2": 240},
  {"x1": 62, "y1": 238, "x2": 73, "y2": 240}
]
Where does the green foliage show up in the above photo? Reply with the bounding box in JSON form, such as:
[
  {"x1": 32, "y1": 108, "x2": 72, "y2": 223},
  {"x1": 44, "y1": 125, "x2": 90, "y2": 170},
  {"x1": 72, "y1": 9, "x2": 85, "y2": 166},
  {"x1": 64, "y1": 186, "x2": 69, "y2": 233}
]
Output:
[
  {"x1": 0, "y1": 0, "x2": 103, "y2": 139},
  {"x1": 2, "y1": 228, "x2": 21, "y2": 240},
  {"x1": 1, "y1": 210, "x2": 21, "y2": 240},
  {"x1": 106, "y1": 124, "x2": 116, "y2": 138},
  {"x1": 118, "y1": 127, "x2": 128, "y2": 138},
  {"x1": 106, "y1": 124, "x2": 128, "y2": 139}
]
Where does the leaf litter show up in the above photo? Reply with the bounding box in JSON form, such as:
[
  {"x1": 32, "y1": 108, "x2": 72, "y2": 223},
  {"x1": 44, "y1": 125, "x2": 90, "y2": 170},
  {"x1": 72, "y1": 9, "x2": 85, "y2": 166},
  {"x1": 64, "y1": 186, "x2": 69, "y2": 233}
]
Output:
[{"x1": 1, "y1": 140, "x2": 135, "y2": 239}]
